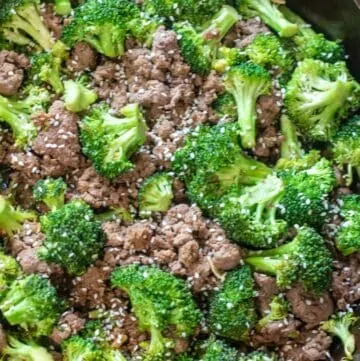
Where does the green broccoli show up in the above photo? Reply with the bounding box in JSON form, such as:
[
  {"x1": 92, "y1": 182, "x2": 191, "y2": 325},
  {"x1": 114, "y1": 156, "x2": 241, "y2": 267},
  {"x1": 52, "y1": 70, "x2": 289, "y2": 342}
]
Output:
[
  {"x1": 0, "y1": 195, "x2": 35, "y2": 236},
  {"x1": 212, "y1": 47, "x2": 246, "y2": 73},
  {"x1": 138, "y1": 173, "x2": 174, "y2": 217},
  {"x1": 335, "y1": 194, "x2": 360, "y2": 256},
  {"x1": 216, "y1": 175, "x2": 287, "y2": 248},
  {"x1": 224, "y1": 62, "x2": 272, "y2": 149},
  {"x1": 38, "y1": 200, "x2": 105, "y2": 275},
  {"x1": 53, "y1": 0, "x2": 72, "y2": 16},
  {"x1": 238, "y1": 351, "x2": 279, "y2": 361},
  {"x1": 95, "y1": 207, "x2": 134, "y2": 223},
  {"x1": 245, "y1": 227, "x2": 333, "y2": 294},
  {"x1": 172, "y1": 123, "x2": 272, "y2": 212},
  {"x1": 111, "y1": 264, "x2": 201, "y2": 361},
  {"x1": 208, "y1": 265, "x2": 257, "y2": 341},
  {"x1": 212, "y1": 92, "x2": 237, "y2": 121},
  {"x1": 331, "y1": 115, "x2": 360, "y2": 185},
  {"x1": 0, "y1": 274, "x2": 65, "y2": 337},
  {"x1": 63, "y1": 79, "x2": 98, "y2": 113},
  {"x1": 80, "y1": 103, "x2": 148, "y2": 179},
  {"x1": 280, "y1": 6, "x2": 345, "y2": 63},
  {"x1": 62, "y1": 0, "x2": 140, "y2": 58},
  {"x1": 0, "y1": 0, "x2": 55, "y2": 50},
  {"x1": 196, "y1": 338, "x2": 239, "y2": 361},
  {"x1": 245, "y1": 33, "x2": 295, "y2": 81},
  {"x1": 33, "y1": 177, "x2": 67, "y2": 211},
  {"x1": 276, "y1": 115, "x2": 336, "y2": 229},
  {"x1": 2, "y1": 336, "x2": 55, "y2": 361},
  {"x1": 256, "y1": 295, "x2": 289, "y2": 330},
  {"x1": 321, "y1": 312, "x2": 359, "y2": 361},
  {"x1": 174, "y1": 5, "x2": 239, "y2": 75},
  {"x1": 236, "y1": 0, "x2": 298, "y2": 37},
  {"x1": 143, "y1": 0, "x2": 225, "y2": 26},
  {"x1": 62, "y1": 335, "x2": 127, "y2": 361},
  {"x1": 284, "y1": 59, "x2": 360, "y2": 142},
  {"x1": 0, "y1": 251, "x2": 22, "y2": 299}
]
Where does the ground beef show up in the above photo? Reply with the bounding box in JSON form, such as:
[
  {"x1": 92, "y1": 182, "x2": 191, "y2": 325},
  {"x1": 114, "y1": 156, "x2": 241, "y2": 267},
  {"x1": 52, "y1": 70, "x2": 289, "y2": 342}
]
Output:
[
  {"x1": 40, "y1": 3, "x2": 63, "y2": 39},
  {"x1": 286, "y1": 285, "x2": 334, "y2": 328},
  {"x1": 251, "y1": 318, "x2": 301, "y2": 346},
  {"x1": 103, "y1": 204, "x2": 242, "y2": 292},
  {"x1": 50, "y1": 312, "x2": 86, "y2": 345},
  {"x1": 280, "y1": 329, "x2": 332, "y2": 361},
  {"x1": 254, "y1": 273, "x2": 279, "y2": 316},
  {"x1": 32, "y1": 101, "x2": 82, "y2": 177},
  {"x1": 0, "y1": 50, "x2": 29, "y2": 96},
  {"x1": 332, "y1": 255, "x2": 360, "y2": 309},
  {"x1": 67, "y1": 42, "x2": 98, "y2": 72}
]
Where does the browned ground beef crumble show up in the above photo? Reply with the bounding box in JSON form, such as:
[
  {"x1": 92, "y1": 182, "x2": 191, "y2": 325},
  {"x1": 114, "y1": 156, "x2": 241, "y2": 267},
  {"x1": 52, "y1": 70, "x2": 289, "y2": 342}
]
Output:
[{"x1": 0, "y1": 9, "x2": 358, "y2": 361}]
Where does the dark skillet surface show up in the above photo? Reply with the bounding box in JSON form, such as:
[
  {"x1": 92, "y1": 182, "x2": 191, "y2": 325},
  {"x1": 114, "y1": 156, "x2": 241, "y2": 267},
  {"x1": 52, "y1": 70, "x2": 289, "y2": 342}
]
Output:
[
  {"x1": 288, "y1": 0, "x2": 360, "y2": 81},
  {"x1": 286, "y1": 1, "x2": 360, "y2": 359}
]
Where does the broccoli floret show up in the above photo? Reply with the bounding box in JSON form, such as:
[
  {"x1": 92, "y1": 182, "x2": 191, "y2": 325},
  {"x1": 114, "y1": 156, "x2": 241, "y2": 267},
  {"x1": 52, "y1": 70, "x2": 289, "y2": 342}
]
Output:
[
  {"x1": 245, "y1": 33, "x2": 295, "y2": 80},
  {"x1": 196, "y1": 338, "x2": 239, "y2": 361},
  {"x1": 212, "y1": 92, "x2": 237, "y2": 121},
  {"x1": 62, "y1": 335, "x2": 127, "y2": 361},
  {"x1": 0, "y1": 195, "x2": 35, "y2": 236},
  {"x1": 80, "y1": 103, "x2": 148, "y2": 179},
  {"x1": 245, "y1": 226, "x2": 333, "y2": 294},
  {"x1": 256, "y1": 295, "x2": 289, "y2": 330},
  {"x1": 95, "y1": 207, "x2": 134, "y2": 223},
  {"x1": 138, "y1": 173, "x2": 173, "y2": 217},
  {"x1": 64, "y1": 79, "x2": 98, "y2": 113},
  {"x1": 0, "y1": 251, "x2": 22, "y2": 299},
  {"x1": 33, "y1": 177, "x2": 67, "y2": 212},
  {"x1": 172, "y1": 123, "x2": 272, "y2": 212},
  {"x1": 111, "y1": 264, "x2": 201, "y2": 360},
  {"x1": 53, "y1": 0, "x2": 72, "y2": 16},
  {"x1": 39, "y1": 200, "x2": 105, "y2": 275},
  {"x1": 331, "y1": 115, "x2": 360, "y2": 185},
  {"x1": 29, "y1": 48, "x2": 67, "y2": 94},
  {"x1": 236, "y1": 0, "x2": 298, "y2": 37},
  {"x1": 238, "y1": 351, "x2": 279, "y2": 361},
  {"x1": 321, "y1": 312, "x2": 358, "y2": 361},
  {"x1": 216, "y1": 175, "x2": 287, "y2": 248},
  {"x1": 2, "y1": 336, "x2": 55, "y2": 361},
  {"x1": 335, "y1": 194, "x2": 360, "y2": 256},
  {"x1": 276, "y1": 115, "x2": 336, "y2": 229},
  {"x1": 0, "y1": 0, "x2": 55, "y2": 50},
  {"x1": 174, "y1": 5, "x2": 239, "y2": 75},
  {"x1": 224, "y1": 62, "x2": 271, "y2": 149},
  {"x1": 284, "y1": 59, "x2": 360, "y2": 142},
  {"x1": 280, "y1": 7, "x2": 344, "y2": 63},
  {"x1": 0, "y1": 274, "x2": 65, "y2": 337},
  {"x1": 212, "y1": 46, "x2": 246, "y2": 73},
  {"x1": 0, "y1": 94, "x2": 40, "y2": 148},
  {"x1": 143, "y1": 0, "x2": 225, "y2": 26},
  {"x1": 208, "y1": 265, "x2": 257, "y2": 341},
  {"x1": 62, "y1": 0, "x2": 139, "y2": 58}
]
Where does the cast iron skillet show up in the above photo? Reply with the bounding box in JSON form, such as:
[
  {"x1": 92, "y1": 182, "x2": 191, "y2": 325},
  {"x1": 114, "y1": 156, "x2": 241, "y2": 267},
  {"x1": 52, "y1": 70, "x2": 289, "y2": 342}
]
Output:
[{"x1": 286, "y1": 1, "x2": 360, "y2": 359}]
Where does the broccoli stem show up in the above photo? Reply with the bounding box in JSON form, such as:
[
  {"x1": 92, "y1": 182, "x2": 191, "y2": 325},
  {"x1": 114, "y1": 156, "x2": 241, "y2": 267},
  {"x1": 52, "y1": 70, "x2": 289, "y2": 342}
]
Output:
[
  {"x1": 201, "y1": 5, "x2": 239, "y2": 43},
  {"x1": 148, "y1": 325, "x2": 166, "y2": 357},
  {"x1": 247, "y1": 0, "x2": 298, "y2": 37},
  {"x1": 280, "y1": 6, "x2": 314, "y2": 38},
  {"x1": 245, "y1": 256, "x2": 282, "y2": 275},
  {"x1": 280, "y1": 115, "x2": 303, "y2": 160},
  {"x1": 12, "y1": 5, "x2": 54, "y2": 50},
  {"x1": 4, "y1": 337, "x2": 54, "y2": 361},
  {"x1": 334, "y1": 323, "x2": 356, "y2": 359},
  {"x1": 55, "y1": 0, "x2": 72, "y2": 16}
]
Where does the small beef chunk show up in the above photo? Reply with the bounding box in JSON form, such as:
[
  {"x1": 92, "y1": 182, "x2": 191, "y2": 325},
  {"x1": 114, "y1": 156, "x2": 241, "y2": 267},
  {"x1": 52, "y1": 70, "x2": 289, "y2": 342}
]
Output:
[
  {"x1": 256, "y1": 95, "x2": 281, "y2": 129},
  {"x1": 0, "y1": 324, "x2": 7, "y2": 351},
  {"x1": 332, "y1": 255, "x2": 360, "y2": 309},
  {"x1": 254, "y1": 273, "x2": 278, "y2": 316},
  {"x1": 251, "y1": 318, "x2": 301, "y2": 346},
  {"x1": 40, "y1": 4, "x2": 63, "y2": 39},
  {"x1": 210, "y1": 243, "x2": 242, "y2": 271},
  {"x1": 123, "y1": 222, "x2": 154, "y2": 251},
  {"x1": 50, "y1": 312, "x2": 86, "y2": 345},
  {"x1": 67, "y1": 42, "x2": 97, "y2": 72},
  {"x1": 0, "y1": 51, "x2": 29, "y2": 96},
  {"x1": 75, "y1": 167, "x2": 130, "y2": 209},
  {"x1": 286, "y1": 285, "x2": 334, "y2": 328},
  {"x1": 9, "y1": 222, "x2": 44, "y2": 256},
  {"x1": 32, "y1": 101, "x2": 81, "y2": 177},
  {"x1": 280, "y1": 329, "x2": 332, "y2": 361},
  {"x1": 17, "y1": 248, "x2": 53, "y2": 275}
]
